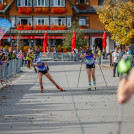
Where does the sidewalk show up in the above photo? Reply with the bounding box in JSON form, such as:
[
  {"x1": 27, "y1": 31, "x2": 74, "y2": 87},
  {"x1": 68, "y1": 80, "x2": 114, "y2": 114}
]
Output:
[{"x1": 0, "y1": 62, "x2": 134, "y2": 134}]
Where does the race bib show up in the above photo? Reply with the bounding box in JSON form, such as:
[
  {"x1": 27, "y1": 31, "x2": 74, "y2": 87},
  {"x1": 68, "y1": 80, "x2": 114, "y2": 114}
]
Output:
[{"x1": 86, "y1": 59, "x2": 94, "y2": 65}]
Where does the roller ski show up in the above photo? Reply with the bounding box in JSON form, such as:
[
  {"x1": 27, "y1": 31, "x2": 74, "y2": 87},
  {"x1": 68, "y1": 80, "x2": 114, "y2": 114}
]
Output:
[
  {"x1": 56, "y1": 85, "x2": 65, "y2": 92},
  {"x1": 88, "y1": 84, "x2": 91, "y2": 91}
]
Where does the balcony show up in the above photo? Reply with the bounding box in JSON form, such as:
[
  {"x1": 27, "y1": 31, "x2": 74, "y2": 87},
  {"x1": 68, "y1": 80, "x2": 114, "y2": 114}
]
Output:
[
  {"x1": 17, "y1": 7, "x2": 66, "y2": 14},
  {"x1": 8, "y1": 27, "x2": 107, "y2": 35}
]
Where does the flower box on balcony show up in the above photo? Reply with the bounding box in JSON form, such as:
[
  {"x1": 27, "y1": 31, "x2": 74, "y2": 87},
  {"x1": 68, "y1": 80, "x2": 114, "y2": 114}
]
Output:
[
  {"x1": 34, "y1": 7, "x2": 49, "y2": 14},
  {"x1": 17, "y1": 24, "x2": 32, "y2": 30},
  {"x1": 51, "y1": 7, "x2": 66, "y2": 14},
  {"x1": 0, "y1": 3, "x2": 3, "y2": 10},
  {"x1": 24, "y1": 25, "x2": 32, "y2": 30},
  {"x1": 18, "y1": 7, "x2": 32, "y2": 14},
  {"x1": 33, "y1": 25, "x2": 50, "y2": 30},
  {"x1": 17, "y1": 24, "x2": 24, "y2": 30},
  {"x1": 50, "y1": 25, "x2": 66, "y2": 30},
  {"x1": 78, "y1": 3, "x2": 87, "y2": 10}
]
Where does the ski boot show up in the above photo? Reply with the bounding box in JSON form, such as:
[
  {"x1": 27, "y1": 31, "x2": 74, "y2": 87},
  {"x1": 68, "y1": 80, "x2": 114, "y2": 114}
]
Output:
[
  {"x1": 56, "y1": 85, "x2": 65, "y2": 91},
  {"x1": 88, "y1": 85, "x2": 91, "y2": 91},
  {"x1": 41, "y1": 86, "x2": 44, "y2": 92}
]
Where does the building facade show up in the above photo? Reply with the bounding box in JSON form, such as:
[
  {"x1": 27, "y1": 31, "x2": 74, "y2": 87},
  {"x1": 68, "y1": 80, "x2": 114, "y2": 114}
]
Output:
[{"x1": 0, "y1": 0, "x2": 114, "y2": 52}]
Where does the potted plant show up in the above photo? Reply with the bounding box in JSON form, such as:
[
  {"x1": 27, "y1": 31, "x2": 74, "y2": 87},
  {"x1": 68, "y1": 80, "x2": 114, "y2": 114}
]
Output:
[
  {"x1": 24, "y1": 25, "x2": 32, "y2": 30},
  {"x1": 0, "y1": 3, "x2": 3, "y2": 10},
  {"x1": 18, "y1": 7, "x2": 32, "y2": 14},
  {"x1": 17, "y1": 24, "x2": 24, "y2": 30}
]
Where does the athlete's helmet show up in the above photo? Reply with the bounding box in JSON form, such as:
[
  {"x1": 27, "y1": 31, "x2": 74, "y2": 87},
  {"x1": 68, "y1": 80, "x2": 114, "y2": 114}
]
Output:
[
  {"x1": 37, "y1": 58, "x2": 44, "y2": 62},
  {"x1": 86, "y1": 49, "x2": 92, "y2": 54}
]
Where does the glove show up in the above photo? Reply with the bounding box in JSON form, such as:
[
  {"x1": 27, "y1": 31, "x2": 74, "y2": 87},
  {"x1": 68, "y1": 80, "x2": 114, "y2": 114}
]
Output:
[
  {"x1": 47, "y1": 66, "x2": 49, "y2": 71},
  {"x1": 34, "y1": 68, "x2": 37, "y2": 73}
]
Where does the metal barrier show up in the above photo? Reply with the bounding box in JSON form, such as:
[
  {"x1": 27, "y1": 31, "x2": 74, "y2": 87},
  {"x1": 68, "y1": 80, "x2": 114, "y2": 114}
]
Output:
[
  {"x1": 39, "y1": 52, "x2": 79, "y2": 61},
  {"x1": 0, "y1": 59, "x2": 22, "y2": 82}
]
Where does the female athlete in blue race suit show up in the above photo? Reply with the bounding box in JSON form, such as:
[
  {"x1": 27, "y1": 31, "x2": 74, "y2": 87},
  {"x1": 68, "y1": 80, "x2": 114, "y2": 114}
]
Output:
[
  {"x1": 33, "y1": 58, "x2": 64, "y2": 92},
  {"x1": 80, "y1": 49, "x2": 96, "y2": 90}
]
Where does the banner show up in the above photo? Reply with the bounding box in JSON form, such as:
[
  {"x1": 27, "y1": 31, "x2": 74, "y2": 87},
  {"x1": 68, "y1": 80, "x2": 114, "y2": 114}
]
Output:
[{"x1": 0, "y1": 19, "x2": 11, "y2": 40}]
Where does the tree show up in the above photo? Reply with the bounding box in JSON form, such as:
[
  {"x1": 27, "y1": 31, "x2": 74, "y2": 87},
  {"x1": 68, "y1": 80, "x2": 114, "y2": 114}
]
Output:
[
  {"x1": 63, "y1": 21, "x2": 87, "y2": 50},
  {"x1": 98, "y1": 0, "x2": 134, "y2": 45}
]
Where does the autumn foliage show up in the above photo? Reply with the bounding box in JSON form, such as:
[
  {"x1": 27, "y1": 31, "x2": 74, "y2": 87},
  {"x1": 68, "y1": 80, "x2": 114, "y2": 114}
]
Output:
[{"x1": 98, "y1": 0, "x2": 134, "y2": 45}]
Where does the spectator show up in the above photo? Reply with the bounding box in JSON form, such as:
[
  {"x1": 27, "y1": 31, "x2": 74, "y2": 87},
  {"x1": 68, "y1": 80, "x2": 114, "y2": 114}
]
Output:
[
  {"x1": 53, "y1": 47, "x2": 58, "y2": 60},
  {"x1": 102, "y1": 49, "x2": 106, "y2": 59},
  {"x1": 26, "y1": 49, "x2": 31, "y2": 69},
  {"x1": 0, "y1": 50, "x2": 3, "y2": 65},
  {"x1": 18, "y1": 50, "x2": 24, "y2": 66},
  {"x1": 8, "y1": 48, "x2": 13, "y2": 60},
  {"x1": 97, "y1": 48, "x2": 102, "y2": 65},
  {"x1": 119, "y1": 49, "x2": 123, "y2": 57},
  {"x1": 112, "y1": 48, "x2": 121, "y2": 77},
  {"x1": 12, "y1": 50, "x2": 17, "y2": 59},
  {"x1": 30, "y1": 48, "x2": 34, "y2": 68},
  {"x1": 73, "y1": 48, "x2": 78, "y2": 61},
  {"x1": 34, "y1": 48, "x2": 40, "y2": 63},
  {"x1": 110, "y1": 49, "x2": 113, "y2": 66}
]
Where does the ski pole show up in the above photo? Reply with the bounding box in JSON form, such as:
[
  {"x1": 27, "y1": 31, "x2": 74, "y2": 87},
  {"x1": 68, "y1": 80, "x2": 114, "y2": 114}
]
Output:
[
  {"x1": 117, "y1": 104, "x2": 124, "y2": 134},
  {"x1": 77, "y1": 61, "x2": 83, "y2": 87},
  {"x1": 99, "y1": 64, "x2": 107, "y2": 87}
]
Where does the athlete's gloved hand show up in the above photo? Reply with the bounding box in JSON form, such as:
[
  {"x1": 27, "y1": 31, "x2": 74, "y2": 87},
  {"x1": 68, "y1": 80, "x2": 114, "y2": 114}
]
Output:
[
  {"x1": 47, "y1": 66, "x2": 49, "y2": 71},
  {"x1": 34, "y1": 68, "x2": 37, "y2": 73}
]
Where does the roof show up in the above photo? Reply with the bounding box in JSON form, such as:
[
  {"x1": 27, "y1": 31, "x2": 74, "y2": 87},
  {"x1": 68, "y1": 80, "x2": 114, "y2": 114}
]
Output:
[
  {"x1": 74, "y1": 6, "x2": 99, "y2": 13},
  {"x1": 67, "y1": 0, "x2": 100, "y2": 14},
  {"x1": 0, "y1": 0, "x2": 15, "y2": 14}
]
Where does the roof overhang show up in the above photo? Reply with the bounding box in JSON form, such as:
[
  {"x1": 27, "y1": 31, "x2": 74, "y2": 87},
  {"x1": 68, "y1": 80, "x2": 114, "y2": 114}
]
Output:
[{"x1": 6, "y1": 29, "x2": 109, "y2": 35}]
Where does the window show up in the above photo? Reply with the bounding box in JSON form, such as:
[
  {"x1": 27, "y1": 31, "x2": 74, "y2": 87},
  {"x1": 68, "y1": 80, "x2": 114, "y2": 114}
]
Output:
[
  {"x1": 17, "y1": 17, "x2": 32, "y2": 25},
  {"x1": 33, "y1": 0, "x2": 49, "y2": 7},
  {"x1": 79, "y1": 17, "x2": 86, "y2": 26},
  {"x1": 50, "y1": 0, "x2": 65, "y2": 7},
  {"x1": 17, "y1": 0, "x2": 32, "y2": 7},
  {"x1": 79, "y1": 0, "x2": 86, "y2": 4},
  {"x1": 67, "y1": 16, "x2": 71, "y2": 27},
  {"x1": 50, "y1": 17, "x2": 66, "y2": 26},
  {"x1": 33, "y1": 17, "x2": 49, "y2": 25},
  {"x1": 99, "y1": 0, "x2": 104, "y2": 5},
  {"x1": 0, "y1": 0, "x2": 3, "y2": 4},
  {"x1": 11, "y1": 16, "x2": 15, "y2": 27}
]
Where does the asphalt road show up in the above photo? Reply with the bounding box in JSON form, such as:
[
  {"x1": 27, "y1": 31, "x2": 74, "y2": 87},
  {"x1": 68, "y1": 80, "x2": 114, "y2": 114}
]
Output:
[{"x1": 0, "y1": 61, "x2": 134, "y2": 134}]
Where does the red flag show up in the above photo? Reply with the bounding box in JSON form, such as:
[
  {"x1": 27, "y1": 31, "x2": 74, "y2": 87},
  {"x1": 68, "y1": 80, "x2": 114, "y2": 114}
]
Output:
[
  {"x1": 71, "y1": 30, "x2": 76, "y2": 50},
  {"x1": 43, "y1": 32, "x2": 47, "y2": 52},
  {"x1": 102, "y1": 32, "x2": 107, "y2": 49}
]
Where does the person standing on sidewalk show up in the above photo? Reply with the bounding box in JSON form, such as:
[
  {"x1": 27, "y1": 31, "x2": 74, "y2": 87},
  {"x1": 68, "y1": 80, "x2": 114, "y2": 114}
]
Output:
[
  {"x1": 80, "y1": 49, "x2": 96, "y2": 90},
  {"x1": 97, "y1": 48, "x2": 102, "y2": 65},
  {"x1": 26, "y1": 49, "x2": 31, "y2": 69},
  {"x1": 33, "y1": 58, "x2": 64, "y2": 92},
  {"x1": 110, "y1": 49, "x2": 113, "y2": 66},
  {"x1": 112, "y1": 48, "x2": 121, "y2": 77}
]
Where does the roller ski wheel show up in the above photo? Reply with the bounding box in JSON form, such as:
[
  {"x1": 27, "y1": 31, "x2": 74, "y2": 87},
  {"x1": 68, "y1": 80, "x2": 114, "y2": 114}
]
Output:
[
  {"x1": 88, "y1": 87, "x2": 91, "y2": 91},
  {"x1": 93, "y1": 86, "x2": 96, "y2": 91},
  {"x1": 56, "y1": 85, "x2": 65, "y2": 92},
  {"x1": 59, "y1": 88, "x2": 65, "y2": 92}
]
